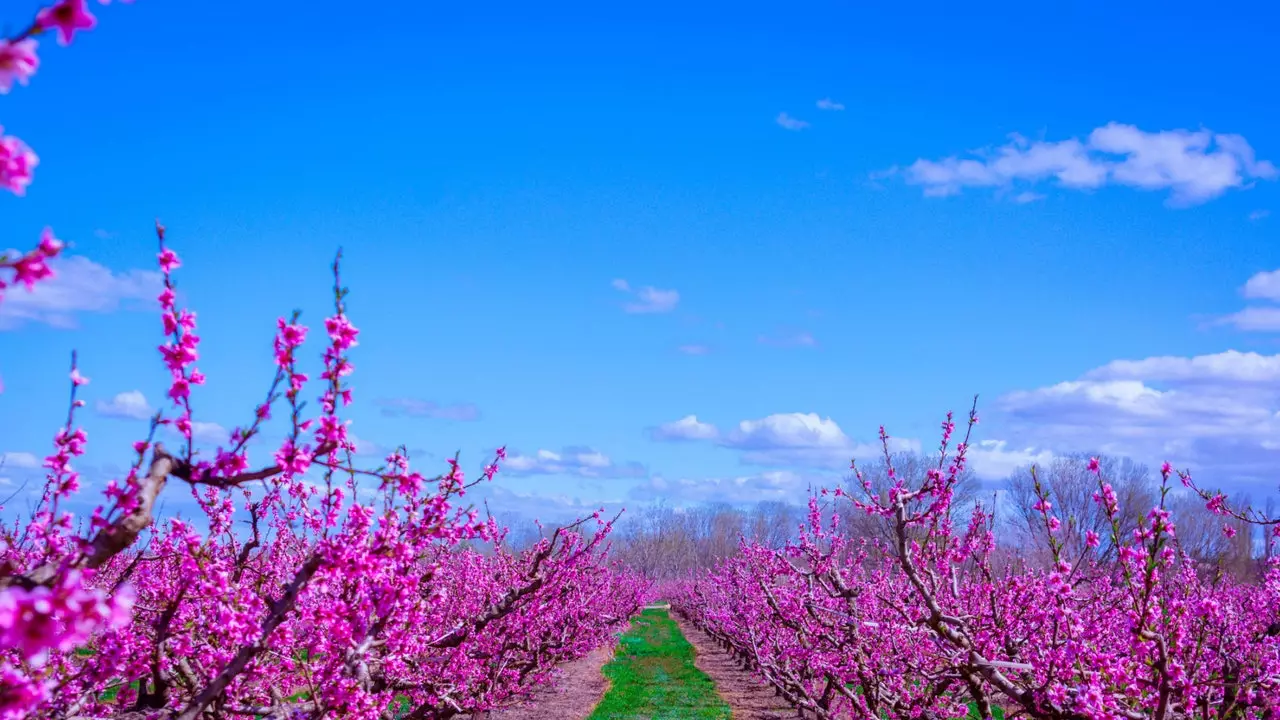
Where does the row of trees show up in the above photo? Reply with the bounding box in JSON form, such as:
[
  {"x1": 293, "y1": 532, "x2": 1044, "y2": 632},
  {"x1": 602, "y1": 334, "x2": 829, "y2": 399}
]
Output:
[
  {"x1": 670, "y1": 412, "x2": 1280, "y2": 720},
  {"x1": 600, "y1": 452, "x2": 1268, "y2": 584}
]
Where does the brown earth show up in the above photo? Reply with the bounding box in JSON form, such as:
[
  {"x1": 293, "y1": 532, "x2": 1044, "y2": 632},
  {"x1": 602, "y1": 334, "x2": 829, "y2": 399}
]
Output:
[
  {"x1": 670, "y1": 614, "x2": 796, "y2": 720},
  {"x1": 486, "y1": 645, "x2": 615, "y2": 720}
]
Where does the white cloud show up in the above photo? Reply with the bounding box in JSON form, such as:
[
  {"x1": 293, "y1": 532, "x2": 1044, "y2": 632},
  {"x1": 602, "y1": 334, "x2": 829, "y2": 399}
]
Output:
[
  {"x1": 96, "y1": 390, "x2": 153, "y2": 420},
  {"x1": 612, "y1": 279, "x2": 679, "y2": 314},
  {"x1": 650, "y1": 415, "x2": 719, "y2": 442},
  {"x1": 0, "y1": 452, "x2": 40, "y2": 469},
  {"x1": 721, "y1": 412, "x2": 919, "y2": 469},
  {"x1": 776, "y1": 112, "x2": 809, "y2": 131},
  {"x1": 1248, "y1": 209, "x2": 1270, "y2": 222},
  {"x1": 0, "y1": 254, "x2": 162, "y2": 330},
  {"x1": 1085, "y1": 350, "x2": 1280, "y2": 383},
  {"x1": 1242, "y1": 268, "x2": 1280, "y2": 302},
  {"x1": 966, "y1": 440, "x2": 1055, "y2": 480},
  {"x1": 893, "y1": 123, "x2": 1275, "y2": 206},
  {"x1": 630, "y1": 469, "x2": 817, "y2": 505},
  {"x1": 504, "y1": 446, "x2": 647, "y2": 479},
  {"x1": 816, "y1": 98, "x2": 845, "y2": 111},
  {"x1": 1013, "y1": 191, "x2": 1045, "y2": 204},
  {"x1": 677, "y1": 344, "x2": 710, "y2": 355},
  {"x1": 996, "y1": 349, "x2": 1280, "y2": 483}
]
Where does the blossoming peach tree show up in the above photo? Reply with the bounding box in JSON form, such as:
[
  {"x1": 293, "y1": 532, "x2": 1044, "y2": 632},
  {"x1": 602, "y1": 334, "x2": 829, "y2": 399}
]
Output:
[
  {"x1": 671, "y1": 408, "x2": 1280, "y2": 720},
  {"x1": 1, "y1": 4, "x2": 645, "y2": 718}
]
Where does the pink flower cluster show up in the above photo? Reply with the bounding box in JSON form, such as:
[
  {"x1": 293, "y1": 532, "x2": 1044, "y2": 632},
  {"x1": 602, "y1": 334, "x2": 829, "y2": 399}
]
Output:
[
  {"x1": 0, "y1": 571, "x2": 133, "y2": 666},
  {"x1": 0, "y1": 0, "x2": 124, "y2": 302},
  {"x1": 671, "y1": 405, "x2": 1280, "y2": 720}
]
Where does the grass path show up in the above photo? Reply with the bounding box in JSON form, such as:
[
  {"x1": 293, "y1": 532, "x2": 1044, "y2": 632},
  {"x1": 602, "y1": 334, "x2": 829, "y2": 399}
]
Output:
[{"x1": 587, "y1": 608, "x2": 732, "y2": 720}]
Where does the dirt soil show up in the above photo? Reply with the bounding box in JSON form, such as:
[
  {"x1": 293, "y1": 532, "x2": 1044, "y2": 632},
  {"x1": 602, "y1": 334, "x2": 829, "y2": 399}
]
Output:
[
  {"x1": 670, "y1": 614, "x2": 795, "y2": 720},
  {"x1": 488, "y1": 645, "x2": 615, "y2": 720}
]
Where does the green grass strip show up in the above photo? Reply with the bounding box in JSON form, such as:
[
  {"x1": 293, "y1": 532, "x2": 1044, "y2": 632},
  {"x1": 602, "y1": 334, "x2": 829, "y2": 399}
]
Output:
[{"x1": 588, "y1": 608, "x2": 732, "y2": 720}]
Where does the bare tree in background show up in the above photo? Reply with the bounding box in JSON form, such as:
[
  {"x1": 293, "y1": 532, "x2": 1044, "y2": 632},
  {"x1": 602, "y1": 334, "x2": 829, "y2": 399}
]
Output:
[
  {"x1": 1004, "y1": 454, "x2": 1154, "y2": 566},
  {"x1": 840, "y1": 450, "x2": 981, "y2": 546},
  {"x1": 608, "y1": 501, "x2": 805, "y2": 581},
  {"x1": 1170, "y1": 492, "x2": 1257, "y2": 581}
]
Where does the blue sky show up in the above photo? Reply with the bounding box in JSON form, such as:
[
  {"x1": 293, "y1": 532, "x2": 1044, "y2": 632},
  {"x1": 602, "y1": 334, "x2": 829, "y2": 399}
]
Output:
[{"x1": 3, "y1": 0, "x2": 1280, "y2": 523}]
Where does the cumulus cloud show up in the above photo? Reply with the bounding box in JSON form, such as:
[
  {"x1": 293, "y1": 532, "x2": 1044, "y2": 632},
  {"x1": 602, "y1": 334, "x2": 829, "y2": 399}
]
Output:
[
  {"x1": 722, "y1": 412, "x2": 918, "y2": 469},
  {"x1": 504, "y1": 447, "x2": 647, "y2": 479},
  {"x1": 966, "y1": 440, "x2": 1055, "y2": 480},
  {"x1": 816, "y1": 98, "x2": 845, "y2": 111},
  {"x1": 0, "y1": 254, "x2": 162, "y2": 329},
  {"x1": 996, "y1": 349, "x2": 1280, "y2": 484},
  {"x1": 776, "y1": 112, "x2": 809, "y2": 131},
  {"x1": 891, "y1": 123, "x2": 1275, "y2": 206},
  {"x1": 612, "y1": 279, "x2": 679, "y2": 314},
  {"x1": 649, "y1": 415, "x2": 719, "y2": 442},
  {"x1": 0, "y1": 452, "x2": 40, "y2": 469},
  {"x1": 96, "y1": 390, "x2": 153, "y2": 420},
  {"x1": 375, "y1": 398, "x2": 481, "y2": 421}
]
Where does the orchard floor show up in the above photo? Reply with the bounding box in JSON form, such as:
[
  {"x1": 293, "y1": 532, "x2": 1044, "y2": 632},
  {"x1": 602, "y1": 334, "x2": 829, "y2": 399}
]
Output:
[{"x1": 491, "y1": 607, "x2": 792, "y2": 720}]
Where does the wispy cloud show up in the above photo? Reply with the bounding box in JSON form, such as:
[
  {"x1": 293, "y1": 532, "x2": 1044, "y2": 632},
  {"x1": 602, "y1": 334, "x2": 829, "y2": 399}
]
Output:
[
  {"x1": 815, "y1": 98, "x2": 845, "y2": 111},
  {"x1": 677, "y1": 344, "x2": 710, "y2": 355},
  {"x1": 96, "y1": 390, "x2": 153, "y2": 420},
  {"x1": 630, "y1": 469, "x2": 815, "y2": 505},
  {"x1": 776, "y1": 112, "x2": 809, "y2": 131},
  {"x1": 612, "y1": 279, "x2": 679, "y2": 314},
  {"x1": 758, "y1": 328, "x2": 817, "y2": 348},
  {"x1": 0, "y1": 452, "x2": 40, "y2": 469},
  {"x1": 1212, "y1": 268, "x2": 1280, "y2": 331},
  {"x1": 889, "y1": 123, "x2": 1276, "y2": 206},
  {"x1": 1249, "y1": 209, "x2": 1270, "y2": 222},
  {"x1": 1215, "y1": 307, "x2": 1280, "y2": 332},
  {"x1": 158, "y1": 421, "x2": 229, "y2": 446},
  {"x1": 0, "y1": 254, "x2": 162, "y2": 330},
  {"x1": 375, "y1": 398, "x2": 481, "y2": 421},
  {"x1": 347, "y1": 433, "x2": 388, "y2": 458}
]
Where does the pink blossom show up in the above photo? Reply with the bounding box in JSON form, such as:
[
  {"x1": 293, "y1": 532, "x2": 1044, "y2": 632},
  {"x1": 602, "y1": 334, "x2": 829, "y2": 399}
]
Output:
[
  {"x1": 0, "y1": 40, "x2": 38, "y2": 93},
  {"x1": 0, "y1": 129, "x2": 38, "y2": 196},
  {"x1": 36, "y1": 0, "x2": 97, "y2": 46}
]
